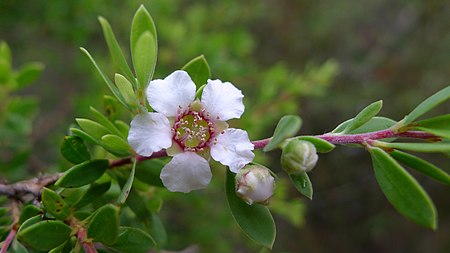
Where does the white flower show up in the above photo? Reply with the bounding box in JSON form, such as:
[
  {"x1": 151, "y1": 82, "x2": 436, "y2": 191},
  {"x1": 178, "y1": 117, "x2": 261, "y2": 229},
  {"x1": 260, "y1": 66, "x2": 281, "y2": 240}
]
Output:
[
  {"x1": 128, "y1": 70, "x2": 255, "y2": 193},
  {"x1": 235, "y1": 165, "x2": 275, "y2": 205}
]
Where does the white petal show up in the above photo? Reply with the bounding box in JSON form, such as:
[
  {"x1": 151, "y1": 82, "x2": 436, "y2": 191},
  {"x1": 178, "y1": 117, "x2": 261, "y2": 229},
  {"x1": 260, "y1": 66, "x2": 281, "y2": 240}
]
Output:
[
  {"x1": 210, "y1": 128, "x2": 254, "y2": 173},
  {"x1": 160, "y1": 152, "x2": 212, "y2": 193},
  {"x1": 201, "y1": 79, "x2": 244, "y2": 121},
  {"x1": 127, "y1": 112, "x2": 172, "y2": 156},
  {"x1": 147, "y1": 70, "x2": 196, "y2": 117}
]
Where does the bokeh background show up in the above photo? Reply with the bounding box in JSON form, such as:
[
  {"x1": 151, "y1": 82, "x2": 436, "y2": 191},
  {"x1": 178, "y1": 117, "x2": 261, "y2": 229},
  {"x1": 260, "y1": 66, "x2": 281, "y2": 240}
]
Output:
[{"x1": 1, "y1": 0, "x2": 449, "y2": 252}]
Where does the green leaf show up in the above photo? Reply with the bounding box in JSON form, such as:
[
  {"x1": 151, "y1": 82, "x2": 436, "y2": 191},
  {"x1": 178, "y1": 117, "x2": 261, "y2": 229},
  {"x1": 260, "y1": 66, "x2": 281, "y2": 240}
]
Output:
[
  {"x1": 60, "y1": 136, "x2": 91, "y2": 164},
  {"x1": 70, "y1": 128, "x2": 100, "y2": 145},
  {"x1": 116, "y1": 159, "x2": 136, "y2": 205},
  {"x1": 90, "y1": 106, "x2": 124, "y2": 138},
  {"x1": 296, "y1": 136, "x2": 335, "y2": 153},
  {"x1": 332, "y1": 116, "x2": 396, "y2": 134},
  {"x1": 390, "y1": 150, "x2": 450, "y2": 185},
  {"x1": 114, "y1": 74, "x2": 137, "y2": 107},
  {"x1": 98, "y1": 17, "x2": 135, "y2": 85},
  {"x1": 17, "y1": 220, "x2": 72, "y2": 251},
  {"x1": 73, "y1": 181, "x2": 111, "y2": 209},
  {"x1": 87, "y1": 204, "x2": 119, "y2": 245},
  {"x1": 182, "y1": 55, "x2": 211, "y2": 87},
  {"x1": 101, "y1": 134, "x2": 131, "y2": 155},
  {"x1": 76, "y1": 118, "x2": 111, "y2": 140},
  {"x1": 108, "y1": 227, "x2": 155, "y2": 253},
  {"x1": 225, "y1": 170, "x2": 276, "y2": 249},
  {"x1": 341, "y1": 100, "x2": 383, "y2": 134},
  {"x1": 133, "y1": 31, "x2": 157, "y2": 91},
  {"x1": 80, "y1": 47, "x2": 130, "y2": 109},
  {"x1": 401, "y1": 86, "x2": 450, "y2": 126},
  {"x1": 289, "y1": 172, "x2": 313, "y2": 200},
  {"x1": 115, "y1": 120, "x2": 130, "y2": 137},
  {"x1": 41, "y1": 188, "x2": 71, "y2": 220},
  {"x1": 18, "y1": 206, "x2": 42, "y2": 225},
  {"x1": 131, "y1": 5, "x2": 157, "y2": 90},
  {"x1": 17, "y1": 216, "x2": 42, "y2": 234},
  {"x1": 264, "y1": 115, "x2": 302, "y2": 152},
  {"x1": 376, "y1": 141, "x2": 450, "y2": 153},
  {"x1": 56, "y1": 159, "x2": 109, "y2": 188},
  {"x1": 135, "y1": 159, "x2": 165, "y2": 187},
  {"x1": 369, "y1": 147, "x2": 437, "y2": 229},
  {"x1": 413, "y1": 114, "x2": 450, "y2": 139},
  {"x1": 14, "y1": 62, "x2": 44, "y2": 89},
  {"x1": 0, "y1": 41, "x2": 11, "y2": 63}
]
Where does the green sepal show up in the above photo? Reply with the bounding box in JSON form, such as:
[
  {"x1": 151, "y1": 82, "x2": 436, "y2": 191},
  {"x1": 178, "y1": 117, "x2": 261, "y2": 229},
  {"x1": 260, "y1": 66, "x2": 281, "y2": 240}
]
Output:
[
  {"x1": 413, "y1": 114, "x2": 450, "y2": 139},
  {"x1": 340, "y1": 100, "x2": 383, "y2": 134},
  {"x1": 98, "y1": 16, "x2": 135, "y2": 85},
  {"x1": 14, "y1": 62, "x2": 44, "y2": 90},
  {"x1": 17, "y1": 220, "x2": 72, "y2": 251},
  {"x1": 87, "y1": 204, "x2": 120, "y2": 245},
  {"x1": 107, "y1": 227, "x2": 156, "y2": 253},
  {"x1": 225, "y1": 170, "x2": 276, "y2": 249},
  {"x1": 264, "y1": 115, "x2": 302, "y2": 152},
  {"x1": 73, "y1": 181, "x2": 111, "y2": 209},
  {"x1": 41, "y1": 188, "x2": 71, "y2": 220},
  {"x1": 116, "y1": 159, "x2": 136, "y2": 205},
  {"x1": 399, "y1": 86, "x2": 450, "y2": 126},
  {"x1": 56, "y1": 159, "x2": 109, "y2": 188},
  {"x1": 296, "y1": 136, "x2": 335, "y2": 153},
  {"x1": 182, "y1": 55, "x2": 211, "y2": 87},
  {"x1": 18, "y1": 206, "x2": 42, "y2": 225},
  {"x1": 60, "y1": 136, "x2": 91, "y2": 164},
  {"x1": 369, "y1": 147, "x2": 437, "y2": 229},
  {"x1": 289, "y1": 172, "x2": 313, "y2": 200},
  {"x1": 390, "y1": 150, "x2": 450, "y2": 185}
]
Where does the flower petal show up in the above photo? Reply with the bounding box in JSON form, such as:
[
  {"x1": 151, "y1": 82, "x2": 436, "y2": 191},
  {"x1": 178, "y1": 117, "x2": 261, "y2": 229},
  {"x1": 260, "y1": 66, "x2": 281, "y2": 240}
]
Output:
[
  {"x1": 160, "y1": 152, "x2": 212, "y2": 193},
  {"x1": 127, "y1": 112, "x2": 172, "y2": 156},
  {"x1": 210, "y1": 128, "x2": 254, "y2": 173},
  {"x1": 147, "y1": 70, "x2": 196, "y2": 117},
  {"x1": 201, "y1": 79, "x2": 244, "y2": 121}
]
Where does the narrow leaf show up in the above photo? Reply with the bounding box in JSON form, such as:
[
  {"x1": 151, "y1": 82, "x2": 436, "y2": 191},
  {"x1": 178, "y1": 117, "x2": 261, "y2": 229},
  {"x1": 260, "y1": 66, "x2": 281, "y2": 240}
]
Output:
[
  {"x1": 115, "y1": 73, "x2": 137, "y2": 107},
  {"x1": 56, "y1": 159, "x2": 109, "y2": 188},
  {"x1": 341, "y1": 100, "x2": 383, "y2": 134},
  {"x1": 182, "y1": 55, "x2": 211, "y2": 87},
  {"x1": 41, "y1": 188, "x2": 71, "y2": 220},
  {"x1": 377, "y1": 141, "x2": 450, "y2": 153},
  {"x1": 390, "y1": 150, "x2": 450, "y2": 185},
  {"x1": 70, "y1": 128, "x2": 100, "y2": 145},
  {"x1": 101, "y1": 134, "x2": 131, "y2": 155},
  {"x1": 264, "y1": 115, "x2": 302, "y2": 152},
  {"x1": 0, "y1": 42, "x2": 11, "y2": 63},
  {"x1": 90, "y1": 107, "x2": 124, "y2": 138},
  {"x1": 332, "y1": 116, "x2": 396, "y2": 134},
  {"x1": 133, "y1": 31, "x2": 157, "y2": 91},
  {"x1": 98, "y1": 17, "x2": 135, "y2": 84},
  {"x1": 369, "y1": 147, "x2": 437, "y2": 229},
  {"x1": 108, "y1": 227, "x2": 156, "y2": 253},
  {"x1": 117, "y1": 159, "x2": 136, "y2": 205},
  {"x1": 289, "y1": 172, "x2": 313, "y2": 199},
  {"x1": 87, "y1": 204, "x2": 120, "y2": 245},
  {"x1": 15, "y1": 62, "x2": 44, "y2": 89},
  {"x1": 401, "y1": 86, "x2": 450, "y2": 125},
  {"x1": 226, "y1": 170, "x2": 276, "y2": 249},
  {"x1": 76, "y1": 118, "x2": 110, "y2": 140},
  {"x1": 413, "y1": 114, "x2": 450, "y2": 139},
  {"x1": 80, "y1": 47, "x2": 130, "y2": 109},
  {"x1": 60, "y1": 136, "x2": 90, "y2": 164},
  {"x1": 17, "y1": 221, "x2": 71, "y2": 251},
  {"x1": 296, "y1": 136, "x2": 335, "y2": 153},
  {"x1": 18, "y1": 206, "x2": 42, "y2": 225}
]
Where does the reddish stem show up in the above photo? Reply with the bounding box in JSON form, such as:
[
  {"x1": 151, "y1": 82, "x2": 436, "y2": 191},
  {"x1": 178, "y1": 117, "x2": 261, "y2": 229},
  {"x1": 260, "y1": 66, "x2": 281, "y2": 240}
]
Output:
[
  {"x1": 77, "y1": 228, "x2": 97, "y2": 253},
  {"x1": 0, "y1": 228, "x2": 16, "y2": 253}
]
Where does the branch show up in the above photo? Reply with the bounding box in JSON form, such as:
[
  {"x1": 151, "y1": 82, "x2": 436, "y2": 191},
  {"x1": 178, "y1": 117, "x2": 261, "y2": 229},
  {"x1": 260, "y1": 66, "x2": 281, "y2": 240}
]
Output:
[{"x1": 0, "y1": 173, "x2": 63, "y2": 201}]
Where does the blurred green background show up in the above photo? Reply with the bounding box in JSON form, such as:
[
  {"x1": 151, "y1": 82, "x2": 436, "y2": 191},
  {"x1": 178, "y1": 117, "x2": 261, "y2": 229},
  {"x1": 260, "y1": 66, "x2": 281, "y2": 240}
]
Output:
[{"x1": 1, "y1": 0, "x2": 449, "y2": 252}]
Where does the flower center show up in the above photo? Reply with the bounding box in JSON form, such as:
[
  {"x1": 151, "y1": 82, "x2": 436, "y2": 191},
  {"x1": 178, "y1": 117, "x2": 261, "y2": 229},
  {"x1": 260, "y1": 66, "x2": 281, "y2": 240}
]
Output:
[{"x1": 173, "y1": 110, "x2": 213, "y2": 151}]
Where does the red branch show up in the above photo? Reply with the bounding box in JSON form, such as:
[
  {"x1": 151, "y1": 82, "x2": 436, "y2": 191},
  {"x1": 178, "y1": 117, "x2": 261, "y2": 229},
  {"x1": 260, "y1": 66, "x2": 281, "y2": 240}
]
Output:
[
  {"x1": 77, "y1": 227, "x2": 98, "y2": 253},
  {"x1": 0, "y1": 229, "x2": 16, "y2": 253}
]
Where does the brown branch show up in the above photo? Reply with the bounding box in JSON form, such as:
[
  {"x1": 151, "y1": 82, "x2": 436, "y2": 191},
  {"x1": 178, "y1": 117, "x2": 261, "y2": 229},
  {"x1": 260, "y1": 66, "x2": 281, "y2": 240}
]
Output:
[{"x1": 0, "y1": 173, "x2": 63, "y2": 201}]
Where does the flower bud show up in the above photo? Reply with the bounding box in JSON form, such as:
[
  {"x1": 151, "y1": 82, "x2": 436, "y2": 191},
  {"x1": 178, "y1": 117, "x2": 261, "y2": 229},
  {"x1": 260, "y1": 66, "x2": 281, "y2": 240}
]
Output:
[
  {"x1": 235, "y1": 165, "x2": 275, "y2": 205},
  {"x1": 281, "y1": 139, "x2": 318, "y2": 174}
]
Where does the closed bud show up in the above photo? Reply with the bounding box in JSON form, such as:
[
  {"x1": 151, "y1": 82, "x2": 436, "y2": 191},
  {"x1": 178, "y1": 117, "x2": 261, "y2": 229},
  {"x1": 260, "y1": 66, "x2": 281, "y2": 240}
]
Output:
[
  {"x1": 281, "y1": 139, "x2": 318, "y2": 174},
  {"x1": 235, "y1": 164, "x2": 275, "y2": 205}
]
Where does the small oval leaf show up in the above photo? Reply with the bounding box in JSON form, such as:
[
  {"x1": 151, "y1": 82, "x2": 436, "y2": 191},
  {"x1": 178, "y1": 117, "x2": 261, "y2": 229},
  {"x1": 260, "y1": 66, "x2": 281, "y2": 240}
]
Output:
[
  {"x1": 76, "y1": 118, "x2": 111, "y2": 140},
  {"x1": 101, "y1": 134, "x2": 131, "y2": 154},
  {"x1": 225, "y1": 170, "x2": 276, "y2": 249},
  {"x1": 60, "y1": 136, "x2": 90, "y2": 164},
  {"x1": 135, "y1": 159, "x2": 165, "y2": 187},
  {"x1": 182, "y1": 55, "x2": 211, "y2": 87},
  {"x1": 332, "y1": 116, "x2": 396, "y2": 134},
  {"x1": 264, "y1": 115, "x2": 302, "y2": 152},
  {"x1": 377, "y1": 141, "x2": 450, "y2": 153},
  {"x1": 296, "y1": 136, "x2": 335, "y2": 153},
  {"x1": 87, "y1": 204, "x2": 120, "y2": 245},
  {"x1": 116, "y1": 159, "x2": 136, "y2": 205},
  {"x1": 56, "y1": 159, "x2": 109, "y2": 188},
  {"x1": 18, "y1": 205, "x2": 42, "y2": 225},
  {"x1": 17, "y1": 220, "x2": 72, "y2": 251},
  {"x1": 369, "y1": 147, "x2": 437, "y2": 229},
  {"x1": 289, "y1": 172, "x2": 313, "y2": 199},
  {"x1": 41, "y1": 188, "x2": 71, "y2": 220},
  {"x1": 108, "y1": 227, "x2": 156, "y2": 253},
  {"x1": 133, "y1": 31, "x2": 157, "y2": 91},
  {"x1": 413, "y1": 114, "x2": 450, "y2": 139},
  {"x1": 341, "y1": 100, "x2": 383, "y2": 134}
]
